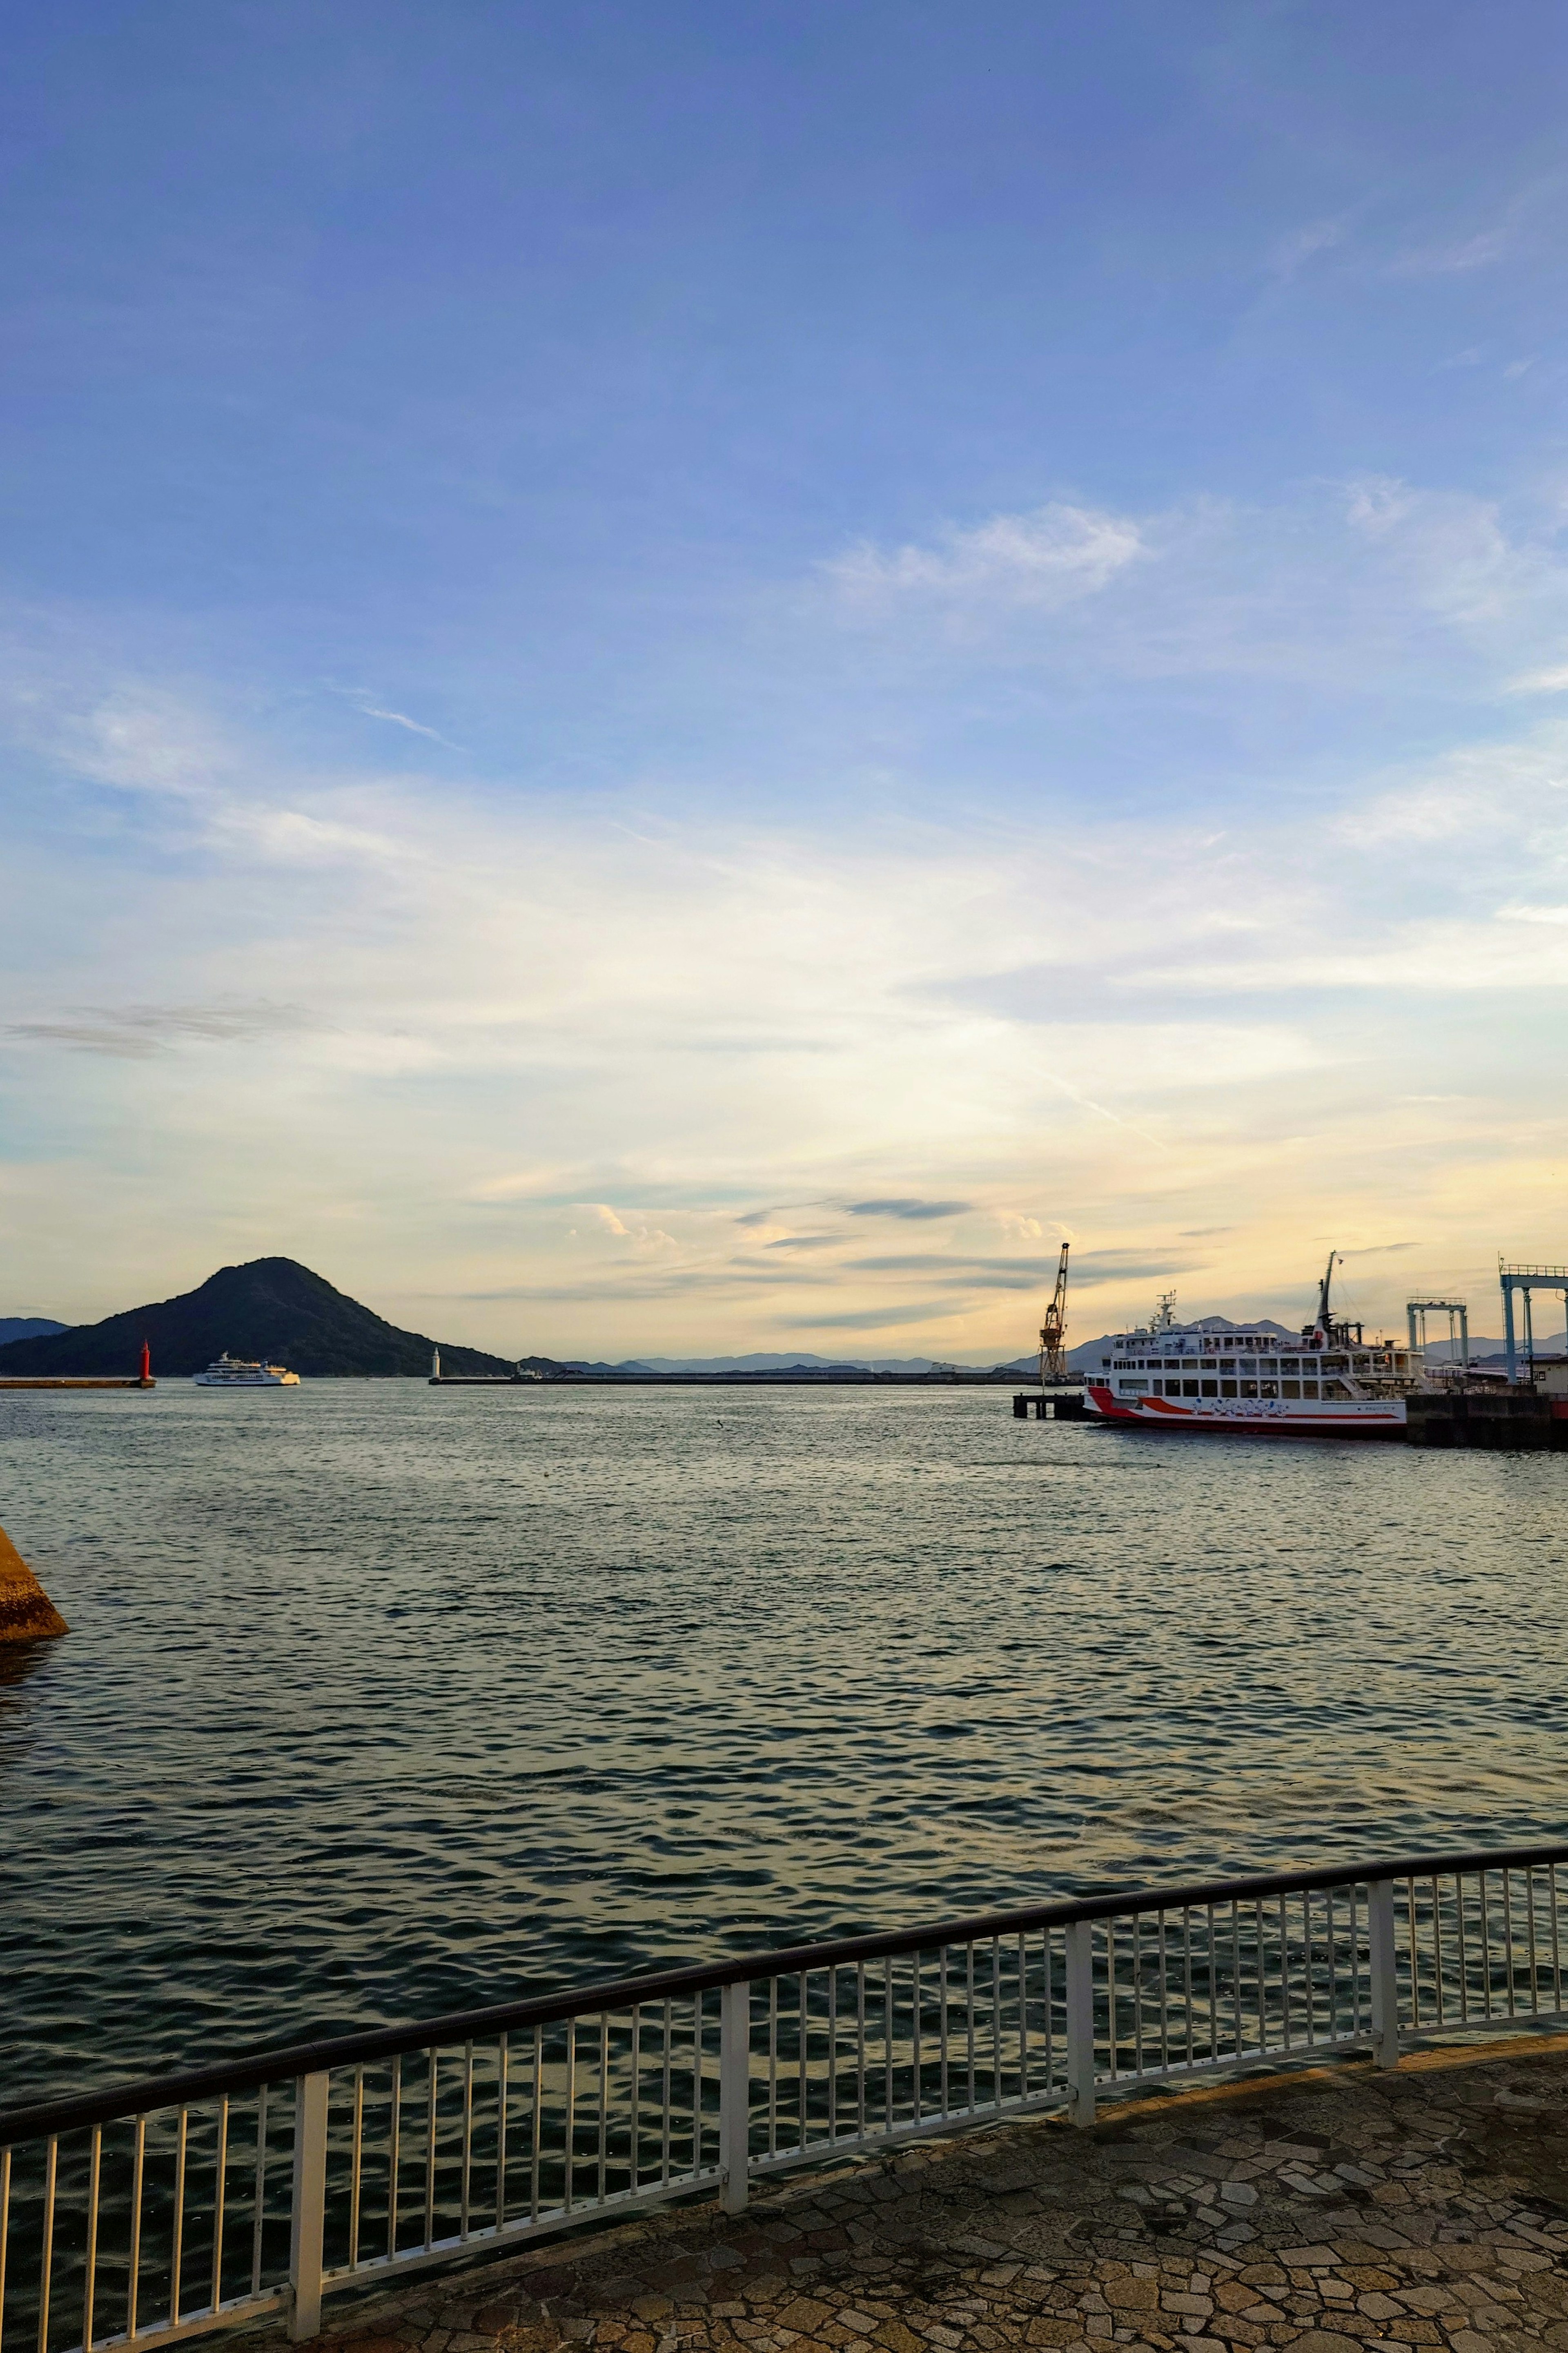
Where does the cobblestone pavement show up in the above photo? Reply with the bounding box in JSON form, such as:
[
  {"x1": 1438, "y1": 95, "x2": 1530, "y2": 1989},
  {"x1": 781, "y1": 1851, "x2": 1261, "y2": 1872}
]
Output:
[{"x1": 261, "y1": 2037, "x2": 1568, "y2": 2353}]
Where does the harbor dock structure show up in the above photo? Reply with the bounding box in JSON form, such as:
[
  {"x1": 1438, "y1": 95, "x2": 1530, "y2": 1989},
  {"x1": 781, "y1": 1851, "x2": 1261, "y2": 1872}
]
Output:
[
  {"x1": 0, "y1": 1337, "x2": 155, "y2": 1392},
  {"x1": 1406, "y1": 1383, "x2": 1568, "y2": 1449},
  {"x1": 0, "y1": 1521, "x2": 67, "y2": 1642},
  {"x1": 428, "y1": 1345, "x2": 541, "y2": 1387},
  {"x1": 1407, "y1": 1295, "x2": 1469, "y2": 1366},
  {"x1": 1013, "y1": 1384, "x2": 1087, "y2": 1419},
  {"x1": 1500, "y1": 1259, "x2": 1568, "y2": 1383},
  {"x1": 1401, "y1": 1265, "x2": 1568, "y2": 1447}
]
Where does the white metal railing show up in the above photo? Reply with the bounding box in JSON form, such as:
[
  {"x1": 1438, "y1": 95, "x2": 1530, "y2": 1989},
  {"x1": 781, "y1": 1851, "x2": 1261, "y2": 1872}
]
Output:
[{"x1": 2, "y1": 1844, "x2": 1565, "y2": 2353}]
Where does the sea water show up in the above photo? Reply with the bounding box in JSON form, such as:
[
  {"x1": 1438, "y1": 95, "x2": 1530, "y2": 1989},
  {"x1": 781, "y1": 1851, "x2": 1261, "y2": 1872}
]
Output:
[{"x1": 2, "y1": 1381, "x2": 1564, "y2": 2105}]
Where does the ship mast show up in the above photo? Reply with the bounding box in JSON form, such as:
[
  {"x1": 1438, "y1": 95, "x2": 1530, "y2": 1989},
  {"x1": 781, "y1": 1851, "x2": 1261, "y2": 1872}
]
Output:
[{"x1": 1309, "y1": 1250, "x2": 1363, "y2": 1348}]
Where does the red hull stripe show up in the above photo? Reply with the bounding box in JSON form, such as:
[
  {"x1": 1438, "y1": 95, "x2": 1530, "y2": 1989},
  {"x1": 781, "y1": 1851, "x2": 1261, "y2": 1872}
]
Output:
[{"x1": 1085, "y1": 1385, "x2": 1403, "y2": 1439}]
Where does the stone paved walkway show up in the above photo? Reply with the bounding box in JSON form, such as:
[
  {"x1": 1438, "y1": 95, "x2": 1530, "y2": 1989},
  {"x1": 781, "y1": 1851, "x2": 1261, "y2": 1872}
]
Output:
[{"x1": 259, "y1": 2036, "x2": 1568, "y2": 2353}]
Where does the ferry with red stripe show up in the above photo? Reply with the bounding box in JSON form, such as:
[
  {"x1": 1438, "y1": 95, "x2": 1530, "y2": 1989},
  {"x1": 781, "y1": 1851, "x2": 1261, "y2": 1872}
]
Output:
[{"x1": 1085, "y1": 1256, "x2": 1422, "y2": 1438}]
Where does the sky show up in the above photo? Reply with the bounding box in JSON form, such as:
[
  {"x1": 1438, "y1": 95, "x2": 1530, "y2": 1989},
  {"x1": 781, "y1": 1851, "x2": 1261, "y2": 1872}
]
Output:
[{"x1": 4, "y1": 0, "x2": 1568, "y2": 1361}]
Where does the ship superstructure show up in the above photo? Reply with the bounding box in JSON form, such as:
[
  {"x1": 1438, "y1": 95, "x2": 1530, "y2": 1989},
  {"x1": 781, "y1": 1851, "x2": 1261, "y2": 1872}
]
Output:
[
  {"x1": 192, "y1": 1354, "x2": 301, "y2": 1388},
  {"x1": 1085, "y1": 1257, "x2": 1425, "y2": 1438}
]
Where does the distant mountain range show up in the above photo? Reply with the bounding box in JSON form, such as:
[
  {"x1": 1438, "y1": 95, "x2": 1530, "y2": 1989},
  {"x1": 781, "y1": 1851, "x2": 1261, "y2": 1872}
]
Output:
[
  {"x1": 6, "y1": 1275, "x2": 1549, "y2": 1383},
  {"x1": 0, "y1": 1317, "x2": 70, "y2": 1348},
  {"x1": 0, "y1": 1259, "x2": 515, "y2": 1379},
  {"x1": 632, "y1": 1351, "x2": 974, "y2": 1374}
]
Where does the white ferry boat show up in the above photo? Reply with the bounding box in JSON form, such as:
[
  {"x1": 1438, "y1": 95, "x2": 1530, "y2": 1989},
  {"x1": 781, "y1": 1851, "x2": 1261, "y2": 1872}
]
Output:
[
  {"x1": 1085, "y1": 1258, "x2": 1424, "y2": 1438},
  {"x1": 192, "y1": 1354, "x2": 301, "y2": 1388}
]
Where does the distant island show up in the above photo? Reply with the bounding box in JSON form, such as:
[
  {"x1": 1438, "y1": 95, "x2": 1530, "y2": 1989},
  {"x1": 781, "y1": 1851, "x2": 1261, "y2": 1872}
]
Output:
[
  {"x1": 0, "y1": 1258, "x2": 516, "y2": 1380},
  {"x1": 0, "y1": 1258, "x2": 1044, "y2": 1383}
]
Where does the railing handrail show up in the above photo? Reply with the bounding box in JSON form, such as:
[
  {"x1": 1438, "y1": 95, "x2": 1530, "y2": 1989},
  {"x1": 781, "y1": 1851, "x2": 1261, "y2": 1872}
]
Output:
[{"x1": 5, "y1": 1838, "x2": 1566, "y2": 2146}]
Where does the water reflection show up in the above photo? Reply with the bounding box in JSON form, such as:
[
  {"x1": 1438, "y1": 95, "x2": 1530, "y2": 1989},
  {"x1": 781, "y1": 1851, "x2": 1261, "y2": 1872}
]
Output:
[{"x1": 0, "y1": 1381, "x2": 1564, "y2": 2105}]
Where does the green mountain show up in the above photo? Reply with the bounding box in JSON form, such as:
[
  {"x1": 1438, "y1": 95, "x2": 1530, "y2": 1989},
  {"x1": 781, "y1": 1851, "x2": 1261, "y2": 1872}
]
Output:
[{"x1": 0, "y1": 1258, "x2": 517, "y2": 1379}]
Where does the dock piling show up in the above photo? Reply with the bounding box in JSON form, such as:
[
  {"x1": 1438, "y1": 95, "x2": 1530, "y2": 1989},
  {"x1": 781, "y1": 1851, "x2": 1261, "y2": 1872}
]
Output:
[{"x1": 1013, "y1": 1390, "x2": 1087, "y2": 1421}]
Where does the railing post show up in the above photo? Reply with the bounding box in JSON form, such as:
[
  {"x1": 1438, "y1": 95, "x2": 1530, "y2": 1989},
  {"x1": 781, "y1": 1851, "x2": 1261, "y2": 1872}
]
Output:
[
  {"x1": 718, "y1": 1982, "x2": 750, "y2": 2214},
  {"x1": 288, "y1": 2072, "x2": 329, "y2": 2341},
  {"x1": 1368, "y1": 1880, "x2": 1401, "y2": 2068},
  {"x1": 1065, "y1": 1920, "x2": 1096, "y2": 2127}
]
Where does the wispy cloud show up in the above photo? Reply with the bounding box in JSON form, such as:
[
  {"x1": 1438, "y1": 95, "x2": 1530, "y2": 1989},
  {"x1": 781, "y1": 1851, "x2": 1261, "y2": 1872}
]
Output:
[
  {"x1": 815, "y1": 475, "x2": 1568, "y2": 696},
  {"x1": 356, "y1": 704, "x2": 463, "y2": 750},
  {"x1": 1394, "y1": 225, "x2": 1513, "y2": 277},
  {"x1": 1270, "y1": 215, "x2": 1350, "y2": 280},
  {"x1": 3, "y1": 1002, "x2": 314, "y2": 1058},
  {"x1": 826, "y1": 502, "x2": 1144, "y2": 609},
  {"x1": 844, "y1": 1198, "x2": 972, "y2": 1220},
  {"x1": 775, "y1": 1300, "x2": 963, "y2": 1331}
]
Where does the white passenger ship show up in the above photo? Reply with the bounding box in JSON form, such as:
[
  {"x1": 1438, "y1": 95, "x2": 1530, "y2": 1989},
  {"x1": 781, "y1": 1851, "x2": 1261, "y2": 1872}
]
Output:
[
  {"x1": 1085, "y1": 1258, "x2": 1425, "y2": 1438},
  {"x1": 192, "y1": 1354, "x2": 301, "y2": 1387}
]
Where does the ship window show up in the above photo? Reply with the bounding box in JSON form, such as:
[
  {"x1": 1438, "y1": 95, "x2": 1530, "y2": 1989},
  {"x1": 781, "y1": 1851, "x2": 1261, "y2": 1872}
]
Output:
[
  {"x1": 1240, "y1": 1380, "x2": 1257, "y2": 1398},
  {"x1": 1201, "y1": 1358, "x2": 1217, "y2": 1371},
  {"x1": 1239, "y1": 1356, "x2": 1256, "y2": 1371},
  {"x1": 1164, "y1": 1358, "x2": 1180, "y2": 1369},
  {"x1": 1200, "y1": 1378, "x2": 1218, "y2": 1397},
  {"x1": 1121, "y1": 1379, "x2": 1147, "y2": 1394},
  {"x1": 1300, "y1": 1356, "x2": 1318, "y2": 1373},
  {"x1": 1182, "y1": 1378, "x2": 1199, "y2": 1397},
  {"x1": 1302, "y1": 1381, "x2": 1319, "y2": 1400},
  {"x1": 1282, "y1": 1380, "x2": 1300, "y2": 1399},
  {"x1": 1322, "y1": 1355, "x2": 1346, "y2": 1372},
  {"x1": 1260, "y1": 1379, "x2": 1278, "y2": 1398},
  {"x1": 1323, "y1": 1377, "x2": 1350, "y2": 1398},
  {"x1": 1220, "y1": 1379, "x2": 1237, "y2": 1398}
]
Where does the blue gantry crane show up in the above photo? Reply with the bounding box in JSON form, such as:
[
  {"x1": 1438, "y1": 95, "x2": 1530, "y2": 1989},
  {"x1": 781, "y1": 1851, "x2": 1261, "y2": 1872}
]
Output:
[{"x1": 1499, "y1": 1259, "x2": 1568, "y2": 1384}]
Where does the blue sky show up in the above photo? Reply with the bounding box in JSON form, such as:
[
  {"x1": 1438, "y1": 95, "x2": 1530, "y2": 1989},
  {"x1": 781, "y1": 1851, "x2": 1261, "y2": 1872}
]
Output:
[{"x1": 4, "y1": 2, "x2": 1568, "y2": 1356}]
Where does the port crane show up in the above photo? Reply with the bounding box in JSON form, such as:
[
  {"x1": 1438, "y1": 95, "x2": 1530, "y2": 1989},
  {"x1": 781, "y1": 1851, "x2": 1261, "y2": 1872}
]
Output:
[{"x1": 1037, "y1": 1243, "x2": 1070, "y2": 1383}]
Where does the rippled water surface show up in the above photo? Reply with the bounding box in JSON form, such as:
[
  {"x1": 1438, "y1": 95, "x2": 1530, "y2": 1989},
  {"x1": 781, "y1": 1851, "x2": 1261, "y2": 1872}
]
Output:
[{"x1": 3, "y1": 1381, "x2": 1566, "y2": 2105}]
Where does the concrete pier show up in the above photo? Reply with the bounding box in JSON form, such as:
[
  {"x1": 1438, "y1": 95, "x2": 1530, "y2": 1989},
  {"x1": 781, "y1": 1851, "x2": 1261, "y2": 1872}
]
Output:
[
  {"x1": 0, "y1": 1523, "x2": 67, "y2": 1643},
  {"x1": 0, "y1": 1376, "x2": 155, "y2": 1389},
  {"x1": 1014, "y1": 1388, "x2": 1088, "y2": 1420},
  {"x1": 1405, "y1": 1389, "x2": 1568, "y2": 1449}
]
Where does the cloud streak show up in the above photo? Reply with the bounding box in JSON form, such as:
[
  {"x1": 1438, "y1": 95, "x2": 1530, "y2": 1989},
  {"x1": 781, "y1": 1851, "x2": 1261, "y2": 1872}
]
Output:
[
  {"x1": 826, "y1": 502, "x2": 1144, "y2": 609},
  {"x1": 4, "y1": 1002, "x2": 314, "y2": 1058},
  {"x1": 356, "y1": 704, "x2": 463, "y2": 749}
]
